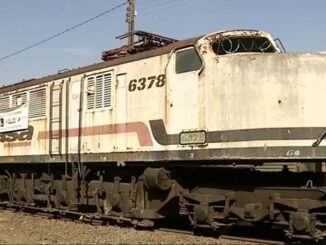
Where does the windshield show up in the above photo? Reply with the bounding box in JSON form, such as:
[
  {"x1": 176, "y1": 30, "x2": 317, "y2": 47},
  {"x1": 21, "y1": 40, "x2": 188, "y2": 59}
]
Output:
[{"x1": 212, "y1": 36, "x2": 277, "y2": 55}]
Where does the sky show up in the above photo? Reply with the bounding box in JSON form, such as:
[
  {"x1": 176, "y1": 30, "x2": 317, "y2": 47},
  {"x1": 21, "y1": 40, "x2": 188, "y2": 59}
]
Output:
[{"x1": 0, "y1": 0, "x2": 326, "y2": 86}]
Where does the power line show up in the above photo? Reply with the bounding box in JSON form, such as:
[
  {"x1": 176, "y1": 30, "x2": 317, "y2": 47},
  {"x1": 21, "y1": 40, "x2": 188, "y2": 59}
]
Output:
[
  {"x1": 137, "y1": 0, "x2": 179, "y2": 11},
  {"x1": 138, "y1": 0, "x2": 213, "y2": 19},
  {"x1": 0, "y1": 1, "x2": 128, "y2": 62}
]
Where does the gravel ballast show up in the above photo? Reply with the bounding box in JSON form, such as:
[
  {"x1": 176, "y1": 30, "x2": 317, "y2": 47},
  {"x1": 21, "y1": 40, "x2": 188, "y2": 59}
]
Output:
[{"x1": 0, "y1": 210, "x2": 256, "y2": 244}]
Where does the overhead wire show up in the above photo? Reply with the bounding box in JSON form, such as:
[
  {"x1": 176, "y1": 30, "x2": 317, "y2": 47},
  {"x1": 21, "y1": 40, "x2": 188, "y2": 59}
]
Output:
[
  {"x1": 0, "y1": 0, "x2": 213, "y2": 63},
  {"x1": 136, "y1": 0, "x2": 181, "y2": 11},
  {"x1": 137, "y1": 0, "x2": 213, "y2": 19},
  {"x1": 136, "y1": 0, "x2": 188, "y2": 17},
  {"x1": 0, "y1": 1, "x2": 128, "y2": 62}
]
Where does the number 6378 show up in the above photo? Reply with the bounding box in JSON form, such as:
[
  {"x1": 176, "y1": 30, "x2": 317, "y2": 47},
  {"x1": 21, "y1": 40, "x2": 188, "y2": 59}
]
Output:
[{"x1": 128, "y1": 74, "x2": 166, "y2": 92}]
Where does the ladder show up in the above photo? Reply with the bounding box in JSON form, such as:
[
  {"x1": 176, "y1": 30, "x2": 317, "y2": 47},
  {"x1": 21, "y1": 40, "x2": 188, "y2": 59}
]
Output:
[{"x1": 49, "y1": 82, "x2": 63, "y2": 156}]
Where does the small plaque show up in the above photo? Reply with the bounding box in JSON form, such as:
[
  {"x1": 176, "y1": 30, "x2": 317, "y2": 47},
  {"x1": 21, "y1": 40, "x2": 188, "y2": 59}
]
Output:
[{"x1": 180, "y1": 130, "x2": 206, "y2": 145}]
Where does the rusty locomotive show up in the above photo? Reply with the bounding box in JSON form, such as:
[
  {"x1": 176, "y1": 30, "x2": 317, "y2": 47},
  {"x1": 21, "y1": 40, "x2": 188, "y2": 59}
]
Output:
[{"x1": 1, "y1": 29, "x2": 326, "y2": 241}]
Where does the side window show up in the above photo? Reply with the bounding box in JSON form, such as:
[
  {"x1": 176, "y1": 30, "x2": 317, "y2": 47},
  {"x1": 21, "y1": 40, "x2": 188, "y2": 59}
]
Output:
[
  {"x1": 86, "y1": 76, "x2": 95, "y2": 110},
  {"x1": 175, "y1": 47, "x2": 202, "y2": 74},
  {"x1": 0, "y1": 96, "x2": 9, "y2": 128},
  {"x1": 0, "y1": 89, "x2": 46, "y2": 120},
  {"x1": 29, "y1": 88, "x2": 46, "y2": 118},
  {"x1": 12, "y1": 93, "x2": 27, "y2": 107},
  {"x1": 86, "y1": 71, "x2": 113, "y2": 110},
  {"x1": 0, "y1": 96, "x2": 10, "y2": 111}
]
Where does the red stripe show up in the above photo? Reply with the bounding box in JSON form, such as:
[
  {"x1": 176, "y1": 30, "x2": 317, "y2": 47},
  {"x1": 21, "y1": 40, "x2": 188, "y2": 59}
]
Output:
[
  {"x1": 4, "y1": 142, "x2": 32, "y2": 148},
  {"x1": 38, "y1": 122, "x2": 153, "y2": 146}
]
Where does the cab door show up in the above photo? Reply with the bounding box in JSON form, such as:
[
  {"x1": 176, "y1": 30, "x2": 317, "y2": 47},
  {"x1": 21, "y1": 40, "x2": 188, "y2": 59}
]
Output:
[{"x1": 166, "y1": 46, "x2": 203, "y2": 133}]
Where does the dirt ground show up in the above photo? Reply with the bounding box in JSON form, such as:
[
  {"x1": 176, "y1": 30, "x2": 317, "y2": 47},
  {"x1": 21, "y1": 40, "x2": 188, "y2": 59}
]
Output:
[{"x1": 0, "y1": 210, "x2": 251, "y2": 244}]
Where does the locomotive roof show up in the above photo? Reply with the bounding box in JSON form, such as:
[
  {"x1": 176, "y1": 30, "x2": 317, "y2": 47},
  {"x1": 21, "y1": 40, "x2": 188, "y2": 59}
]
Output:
[{"x1": 0, "y1": 35, "x2": 202, "y2": 94}]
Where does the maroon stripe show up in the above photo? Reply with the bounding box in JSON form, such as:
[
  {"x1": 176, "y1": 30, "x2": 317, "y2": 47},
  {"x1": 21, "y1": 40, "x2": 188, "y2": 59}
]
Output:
[
  {"x1": 38, "y1": 122, "x2": 153, "y2": 146},
  {"x1": 4, "y1": 142, "x2": 32, "y2": 148}
]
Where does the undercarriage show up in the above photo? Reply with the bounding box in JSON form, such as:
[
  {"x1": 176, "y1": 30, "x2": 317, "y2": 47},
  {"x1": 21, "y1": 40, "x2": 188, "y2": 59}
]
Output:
[{"x1": 1, "y1": 163, "x2": 326, "y2": 242}]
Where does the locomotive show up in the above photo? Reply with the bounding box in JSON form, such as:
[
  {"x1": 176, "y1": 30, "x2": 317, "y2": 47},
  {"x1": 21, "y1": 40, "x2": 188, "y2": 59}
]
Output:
[{"x1": 1, "y1": 29, "x2": 326, "y2": 241}]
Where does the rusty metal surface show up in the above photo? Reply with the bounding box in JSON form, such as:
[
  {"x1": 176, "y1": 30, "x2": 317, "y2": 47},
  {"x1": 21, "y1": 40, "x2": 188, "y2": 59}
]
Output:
[
  {"x1": 1, "y1": 165, "x2": 326, "y2": 242},
  {"x1": 102, "y1": 30, "x2": 179, "y2": 61}
]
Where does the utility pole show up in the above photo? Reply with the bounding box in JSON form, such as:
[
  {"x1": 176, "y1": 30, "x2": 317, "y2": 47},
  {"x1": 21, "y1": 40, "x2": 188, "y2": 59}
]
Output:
[{"x1": 127, "y1": 0, "x2": 135, "y2": 45}]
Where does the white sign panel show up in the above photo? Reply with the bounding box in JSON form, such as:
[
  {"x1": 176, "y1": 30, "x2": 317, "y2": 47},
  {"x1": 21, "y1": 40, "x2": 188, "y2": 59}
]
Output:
[{"x1": 0, "y1": 104, "x2": 29, "y2": 133}]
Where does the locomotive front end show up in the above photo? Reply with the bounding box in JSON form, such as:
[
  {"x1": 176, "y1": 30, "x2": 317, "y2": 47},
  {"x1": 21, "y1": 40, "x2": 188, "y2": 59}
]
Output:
[
  {"x1": 173, "y1": 30, "x2": 326, "y2": 240},
  {"x1": 195, "y1": 30, "x2": 326, "y2": 163}
]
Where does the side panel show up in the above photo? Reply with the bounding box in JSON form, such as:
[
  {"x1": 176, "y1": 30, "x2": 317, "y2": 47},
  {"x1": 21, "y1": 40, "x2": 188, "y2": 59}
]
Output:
[
  {"x1": 3, "y1": 51, "x2": 326, "y2": 164},
  {"x1": 0, "y1": 83, "x2": 49, "y2": 161},
  {"x1": 69, "y1": 80, "x2": 81, "y2": 153},
  {"x1": 115, "y1": 73, "x2": 127, "y2": 151}
]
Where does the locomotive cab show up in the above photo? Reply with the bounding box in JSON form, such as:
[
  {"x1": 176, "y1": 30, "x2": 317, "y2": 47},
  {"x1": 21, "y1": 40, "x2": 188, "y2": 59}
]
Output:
[{"x1": 164, "y1": 30, "x2": 281, "y2": 146}]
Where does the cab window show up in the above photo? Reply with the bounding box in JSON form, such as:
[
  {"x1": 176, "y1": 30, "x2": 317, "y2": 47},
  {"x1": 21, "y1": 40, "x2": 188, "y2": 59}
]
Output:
[{"x1": 175, "y1": 47, "x2": 202, "y2": 74}]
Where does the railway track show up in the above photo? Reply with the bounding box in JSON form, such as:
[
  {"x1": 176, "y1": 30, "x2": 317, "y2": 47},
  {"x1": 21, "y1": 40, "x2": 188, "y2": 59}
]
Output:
[
  {"x1": 0, "y1": 202, "x2": 316, "y2": 244},
  {"x1": 219, "y1": 235, "x2": 285, "y2": 245}
]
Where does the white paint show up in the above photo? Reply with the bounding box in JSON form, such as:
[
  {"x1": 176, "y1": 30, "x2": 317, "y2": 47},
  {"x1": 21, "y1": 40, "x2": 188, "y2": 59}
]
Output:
[
  {"x1": 69, "y1": 80, "x2": 81, "y2": 153},
  {"x1": 2, "y1": 29, "x2": 326, "y2": 161},
  {"x1": 166, "y1": 47, "x2": 200, "y2": 132},
  {"x1": 115, "y1": 73, "x2": 127, "y2": 151},
  {"x1": 0, "y1": 104, "x2": 28, "y2": 132}
]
